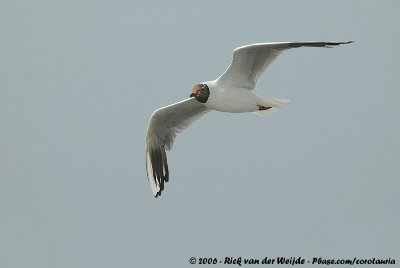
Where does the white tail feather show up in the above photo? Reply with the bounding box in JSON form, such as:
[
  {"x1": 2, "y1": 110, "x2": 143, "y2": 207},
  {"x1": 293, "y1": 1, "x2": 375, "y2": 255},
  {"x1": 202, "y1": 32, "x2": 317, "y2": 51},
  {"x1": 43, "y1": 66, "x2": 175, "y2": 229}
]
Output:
[{"x1": 257, "y1": 97, "x2": 290, "y2": 108}]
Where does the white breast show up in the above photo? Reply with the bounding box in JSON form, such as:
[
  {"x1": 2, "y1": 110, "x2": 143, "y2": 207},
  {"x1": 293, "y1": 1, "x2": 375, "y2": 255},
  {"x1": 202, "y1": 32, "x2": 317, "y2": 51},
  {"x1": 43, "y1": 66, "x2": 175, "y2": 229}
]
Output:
[{"x1": 204, "y1": 80, "x2": 258, "y2": 113}]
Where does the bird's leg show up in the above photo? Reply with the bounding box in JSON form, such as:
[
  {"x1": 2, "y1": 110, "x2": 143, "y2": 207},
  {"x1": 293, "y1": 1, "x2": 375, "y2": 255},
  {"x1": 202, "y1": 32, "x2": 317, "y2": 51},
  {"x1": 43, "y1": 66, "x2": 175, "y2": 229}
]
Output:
[{"x1": 257, "y1": 105, "x2": 272, "y2": 111}]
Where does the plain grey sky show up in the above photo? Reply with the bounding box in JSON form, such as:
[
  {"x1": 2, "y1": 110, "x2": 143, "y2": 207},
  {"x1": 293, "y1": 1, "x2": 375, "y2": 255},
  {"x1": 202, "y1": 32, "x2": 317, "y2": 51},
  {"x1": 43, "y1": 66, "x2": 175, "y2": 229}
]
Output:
[{"x1": 1, "y1": 0, "x2": 399, "y2": 267}]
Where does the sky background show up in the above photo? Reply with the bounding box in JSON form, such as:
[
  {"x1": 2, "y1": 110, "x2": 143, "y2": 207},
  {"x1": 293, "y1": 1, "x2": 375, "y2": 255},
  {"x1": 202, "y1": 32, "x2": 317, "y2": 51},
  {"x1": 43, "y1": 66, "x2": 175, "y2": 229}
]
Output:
[{"x1": 1, "y1": 0, "x2": 399, "y2": 267}]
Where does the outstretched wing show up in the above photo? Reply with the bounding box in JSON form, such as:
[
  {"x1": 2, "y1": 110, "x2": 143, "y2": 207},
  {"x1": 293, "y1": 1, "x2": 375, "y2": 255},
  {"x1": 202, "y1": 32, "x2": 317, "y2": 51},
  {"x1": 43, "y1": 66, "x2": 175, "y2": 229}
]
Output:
[
  {"x1": 146, "y1": 98, "x2": 210, "y2": 197},
  {"x1": 216, "y1": 41, "x2": 353, "y2": 90}
]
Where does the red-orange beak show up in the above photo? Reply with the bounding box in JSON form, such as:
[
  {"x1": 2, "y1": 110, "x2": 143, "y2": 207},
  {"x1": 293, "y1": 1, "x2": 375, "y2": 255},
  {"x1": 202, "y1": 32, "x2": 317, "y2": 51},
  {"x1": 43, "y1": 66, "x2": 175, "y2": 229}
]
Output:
[{"x1": 190, "y1": 92, "x2": 198, "y2": 97}]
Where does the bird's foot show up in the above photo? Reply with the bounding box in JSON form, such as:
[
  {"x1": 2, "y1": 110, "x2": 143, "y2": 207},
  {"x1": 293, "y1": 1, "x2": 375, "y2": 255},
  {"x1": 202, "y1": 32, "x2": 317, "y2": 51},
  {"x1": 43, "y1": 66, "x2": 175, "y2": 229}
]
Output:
[{"x1": 257, "y1": 105, "x2": 272, "y2": 111}]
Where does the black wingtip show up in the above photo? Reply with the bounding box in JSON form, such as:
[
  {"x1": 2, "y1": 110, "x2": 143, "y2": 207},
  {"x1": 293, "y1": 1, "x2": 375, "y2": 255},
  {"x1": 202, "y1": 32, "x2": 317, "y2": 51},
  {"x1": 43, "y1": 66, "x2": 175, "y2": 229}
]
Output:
[
  {"x1": 330, "y1": 41, "x2": 354, "y2": 46},
  {"x1": 288, "y1": 41, "x2": 354, "y2": 49},
  {"x1": 149, "y1": 148, "x2": 170, "y2": 199}
]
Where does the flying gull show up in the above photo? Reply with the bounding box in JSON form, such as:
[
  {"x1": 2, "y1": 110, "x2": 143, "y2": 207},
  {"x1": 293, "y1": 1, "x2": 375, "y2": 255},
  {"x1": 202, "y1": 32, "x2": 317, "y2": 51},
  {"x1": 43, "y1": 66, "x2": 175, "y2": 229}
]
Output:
[{"x1": 145, "y1": 41, "x2": 353, "y2": 197}]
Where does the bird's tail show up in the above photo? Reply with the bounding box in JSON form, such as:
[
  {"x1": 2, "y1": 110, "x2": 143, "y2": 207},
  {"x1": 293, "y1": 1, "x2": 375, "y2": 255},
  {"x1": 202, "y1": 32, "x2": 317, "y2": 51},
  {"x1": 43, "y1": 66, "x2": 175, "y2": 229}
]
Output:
[{"x1": 253, "y1": 97, "x2": 290, "y2": 116}]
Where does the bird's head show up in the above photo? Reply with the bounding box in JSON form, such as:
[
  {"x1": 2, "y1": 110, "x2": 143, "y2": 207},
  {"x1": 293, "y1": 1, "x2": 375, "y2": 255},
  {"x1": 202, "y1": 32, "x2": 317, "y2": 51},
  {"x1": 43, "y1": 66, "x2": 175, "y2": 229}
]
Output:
[{"x1": 190, "y1": 83, "x2": 210, "y2": 103}]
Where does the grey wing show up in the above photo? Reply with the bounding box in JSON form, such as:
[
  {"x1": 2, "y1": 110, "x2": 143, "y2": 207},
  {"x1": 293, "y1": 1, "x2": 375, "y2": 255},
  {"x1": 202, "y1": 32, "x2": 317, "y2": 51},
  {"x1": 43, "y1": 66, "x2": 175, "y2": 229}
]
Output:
[
  {"x1": 216, "y1": 41, "x2": 353, "y2": 90},
  {"x1": 145, "y1": 98, "x2": 210, "y2": 197}
]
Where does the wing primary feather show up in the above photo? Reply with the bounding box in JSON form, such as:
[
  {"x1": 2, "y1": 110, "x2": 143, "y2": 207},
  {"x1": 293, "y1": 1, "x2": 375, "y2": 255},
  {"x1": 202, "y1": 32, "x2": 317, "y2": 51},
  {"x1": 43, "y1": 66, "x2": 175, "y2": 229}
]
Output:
[
  {"x1": 286, "y1": 41, "x2": 354, "y2": 48},
  {"x1": 162, "y1": 149, "x2": 169, "y2": 182},
  {"x1": 150, "y1": 148, "x2": 166, "y2": 192},
  {"x1": 146, "y1": 150, "x2": 160, "y2": 197}
]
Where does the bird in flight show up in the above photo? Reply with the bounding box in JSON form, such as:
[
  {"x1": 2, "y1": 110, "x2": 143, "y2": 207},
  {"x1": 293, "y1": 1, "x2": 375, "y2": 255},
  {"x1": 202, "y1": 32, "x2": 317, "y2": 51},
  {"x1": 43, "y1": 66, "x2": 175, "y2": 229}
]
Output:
[{"x1": 145, "y1": 41, "x2": 353, "y2": 197}]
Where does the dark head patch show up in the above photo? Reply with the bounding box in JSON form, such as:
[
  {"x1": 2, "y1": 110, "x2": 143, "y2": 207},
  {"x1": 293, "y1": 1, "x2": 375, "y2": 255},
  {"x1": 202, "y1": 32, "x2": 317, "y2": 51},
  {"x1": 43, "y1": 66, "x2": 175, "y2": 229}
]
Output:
[{"x1": 194, "y1": 84, "x2": 210, "y2": 103}]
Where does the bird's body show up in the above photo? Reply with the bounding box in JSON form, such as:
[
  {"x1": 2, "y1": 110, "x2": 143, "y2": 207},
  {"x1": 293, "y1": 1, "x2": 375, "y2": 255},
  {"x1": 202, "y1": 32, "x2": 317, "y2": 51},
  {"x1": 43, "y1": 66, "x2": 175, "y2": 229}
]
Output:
[
  {"x1": 202, "y1": 80, "x2": 258, "y2": 113},
  {"x1": 145, "y1": 41, "x2": 353, "y2": 197}
]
